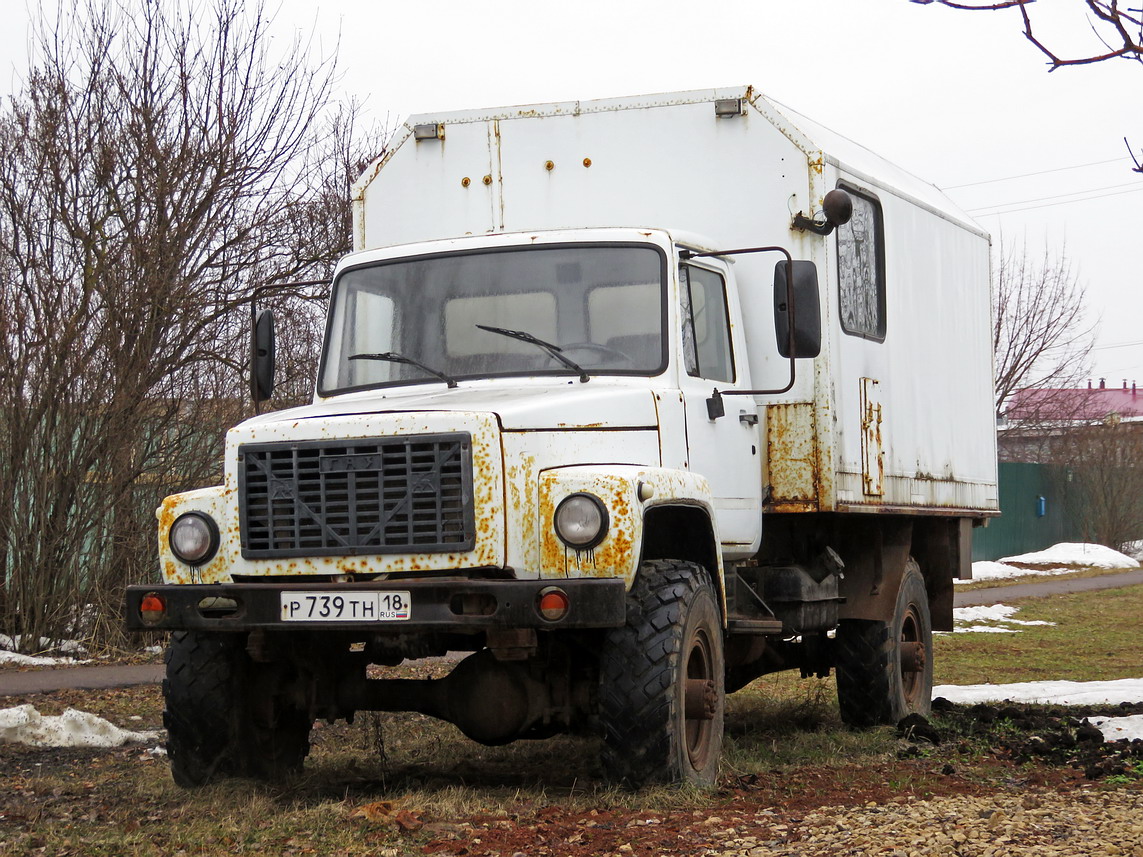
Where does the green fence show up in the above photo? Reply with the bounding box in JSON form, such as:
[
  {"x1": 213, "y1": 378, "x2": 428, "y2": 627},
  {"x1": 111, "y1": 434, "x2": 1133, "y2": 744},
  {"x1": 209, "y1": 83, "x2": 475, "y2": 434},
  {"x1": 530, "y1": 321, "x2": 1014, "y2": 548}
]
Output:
[{"x1": 972, "y1": 462, "x2": 1077, "y2": 561}]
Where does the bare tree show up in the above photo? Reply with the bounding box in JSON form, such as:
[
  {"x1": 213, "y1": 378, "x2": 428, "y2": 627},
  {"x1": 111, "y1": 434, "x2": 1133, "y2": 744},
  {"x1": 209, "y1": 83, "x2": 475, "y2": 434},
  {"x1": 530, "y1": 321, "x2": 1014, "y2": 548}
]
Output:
[
  {"x1": 1052, "y1": 415, "x2": 1143, "y2": 550},
  {"x1": 993, "y1": 243, "x2": 1094, "y2": 418},
  {"x1": 0, "y1": 0, "x2": 383, "y2": 651}
]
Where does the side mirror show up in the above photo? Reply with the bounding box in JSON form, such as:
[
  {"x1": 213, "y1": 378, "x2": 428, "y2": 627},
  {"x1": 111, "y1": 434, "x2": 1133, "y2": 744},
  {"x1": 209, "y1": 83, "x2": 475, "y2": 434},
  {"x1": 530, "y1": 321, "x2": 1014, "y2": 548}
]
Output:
[
  {"x1": 251, "y1": 308, "x2": 276, "y2": 403},
  {"x1": 773, "y1": 261, "x2": 821, "y2": 359}
]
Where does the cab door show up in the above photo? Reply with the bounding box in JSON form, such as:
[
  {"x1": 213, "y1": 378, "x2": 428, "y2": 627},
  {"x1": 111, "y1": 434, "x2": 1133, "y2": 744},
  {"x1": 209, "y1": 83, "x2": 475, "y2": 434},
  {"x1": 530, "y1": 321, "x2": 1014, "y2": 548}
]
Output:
[{"x1": 678, "y1": 260, "x2": 762, "y2": 557}]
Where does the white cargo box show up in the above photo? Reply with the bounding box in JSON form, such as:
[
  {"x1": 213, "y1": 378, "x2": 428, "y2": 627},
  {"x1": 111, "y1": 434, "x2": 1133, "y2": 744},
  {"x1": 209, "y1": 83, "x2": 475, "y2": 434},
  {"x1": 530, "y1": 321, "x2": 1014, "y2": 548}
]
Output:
[{"x1": 352, "y1": 86, "x2": 998, "y2": 517}]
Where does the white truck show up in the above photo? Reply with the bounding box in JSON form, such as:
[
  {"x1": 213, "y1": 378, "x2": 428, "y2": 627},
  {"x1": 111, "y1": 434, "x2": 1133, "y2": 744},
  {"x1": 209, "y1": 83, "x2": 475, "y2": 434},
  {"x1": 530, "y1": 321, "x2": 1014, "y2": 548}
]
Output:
[{"x1": 127, "y1": 86, "x2": 997, "y2": 787}]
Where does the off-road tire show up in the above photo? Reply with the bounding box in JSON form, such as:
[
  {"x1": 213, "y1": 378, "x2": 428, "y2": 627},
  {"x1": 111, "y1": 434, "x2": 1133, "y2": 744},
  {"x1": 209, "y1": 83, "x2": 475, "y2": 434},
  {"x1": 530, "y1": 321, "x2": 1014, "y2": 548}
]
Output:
[
  {"x1": 835, "y1": 560, "x2": 933, "y2": 727},
  {"x1": 163, "y1": 631, "x2": 311, "y2": 787},
  {"x1": 599, "y1": 560, "x2": 724, "y2": 787}
]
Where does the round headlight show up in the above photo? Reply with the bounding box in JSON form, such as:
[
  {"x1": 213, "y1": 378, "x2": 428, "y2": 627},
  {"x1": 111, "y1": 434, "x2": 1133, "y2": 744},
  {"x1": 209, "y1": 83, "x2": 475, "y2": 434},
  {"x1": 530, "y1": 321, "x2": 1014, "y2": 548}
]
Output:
[
  {"x1": 554, "y1": 493, "x2": 608, "y2": 550},
  {"x1": 169, "y1": 512, "x2": 220, "y2": 566}
]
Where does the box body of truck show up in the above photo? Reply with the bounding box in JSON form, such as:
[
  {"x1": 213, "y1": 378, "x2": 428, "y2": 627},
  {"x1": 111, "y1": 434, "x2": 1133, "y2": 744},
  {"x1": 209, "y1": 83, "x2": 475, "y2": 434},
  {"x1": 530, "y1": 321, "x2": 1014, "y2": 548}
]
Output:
[{"x1": 128, "y1": 86, "x2": 997, "y2": 787}]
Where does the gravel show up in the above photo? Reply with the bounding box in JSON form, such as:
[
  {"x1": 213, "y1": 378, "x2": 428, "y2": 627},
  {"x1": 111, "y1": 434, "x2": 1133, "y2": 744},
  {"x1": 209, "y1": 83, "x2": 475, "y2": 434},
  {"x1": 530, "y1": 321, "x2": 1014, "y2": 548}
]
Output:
[{"x1": 705, "y1": 789, "x2": 1143, "y2": 857}]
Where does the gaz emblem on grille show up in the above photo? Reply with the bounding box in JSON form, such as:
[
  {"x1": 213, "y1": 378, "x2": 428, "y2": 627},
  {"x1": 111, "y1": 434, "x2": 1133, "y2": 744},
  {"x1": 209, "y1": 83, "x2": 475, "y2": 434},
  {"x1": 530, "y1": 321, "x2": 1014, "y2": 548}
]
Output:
[{"x1": 320, "y1": 453, "x2": 381, "y2": 472}]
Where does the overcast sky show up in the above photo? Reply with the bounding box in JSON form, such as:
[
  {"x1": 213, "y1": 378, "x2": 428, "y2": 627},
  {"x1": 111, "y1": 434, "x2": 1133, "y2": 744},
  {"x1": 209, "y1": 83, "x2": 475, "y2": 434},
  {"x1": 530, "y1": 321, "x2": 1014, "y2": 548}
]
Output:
[{"x1": 3, "y1": 0, "x2": 1142, "y2": 387}]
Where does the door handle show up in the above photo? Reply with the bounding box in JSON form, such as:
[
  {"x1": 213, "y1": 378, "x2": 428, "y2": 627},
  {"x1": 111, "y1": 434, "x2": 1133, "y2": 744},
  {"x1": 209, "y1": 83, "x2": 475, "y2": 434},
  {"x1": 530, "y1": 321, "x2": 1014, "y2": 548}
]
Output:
[{"x1": 739, "y1": 411, "x2": 758, "y2": 426}]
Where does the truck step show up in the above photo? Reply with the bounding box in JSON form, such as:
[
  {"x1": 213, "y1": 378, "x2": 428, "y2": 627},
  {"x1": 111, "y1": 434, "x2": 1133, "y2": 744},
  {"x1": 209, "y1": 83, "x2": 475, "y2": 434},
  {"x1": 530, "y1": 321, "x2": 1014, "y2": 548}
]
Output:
[{"x1": 726, "y1": 618, "x2": 784, "y2": 636}]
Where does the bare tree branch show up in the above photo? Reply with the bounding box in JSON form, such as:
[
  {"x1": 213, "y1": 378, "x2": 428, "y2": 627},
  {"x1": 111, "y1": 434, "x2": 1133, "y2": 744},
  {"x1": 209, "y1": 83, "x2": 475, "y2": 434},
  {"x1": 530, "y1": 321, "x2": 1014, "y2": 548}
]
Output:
[
  {"x1": 993, "y1": 242, "x2": 1094, "y2": 417},
  {"x1": 912, "y1": 0, "x2": 1143, "y2": 68}
]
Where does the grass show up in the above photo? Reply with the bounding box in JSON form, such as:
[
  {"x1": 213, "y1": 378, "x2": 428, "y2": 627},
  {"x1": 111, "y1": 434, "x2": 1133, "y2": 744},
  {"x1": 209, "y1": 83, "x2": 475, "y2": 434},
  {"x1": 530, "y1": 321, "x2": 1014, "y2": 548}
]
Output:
[{"x1": 935, "y1": 583, "x2": 1143, "y2": 685}]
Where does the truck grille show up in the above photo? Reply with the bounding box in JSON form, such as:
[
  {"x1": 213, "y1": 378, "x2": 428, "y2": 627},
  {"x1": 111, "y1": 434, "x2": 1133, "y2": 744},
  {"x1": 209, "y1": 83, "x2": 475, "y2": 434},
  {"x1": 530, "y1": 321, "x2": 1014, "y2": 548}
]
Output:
[{"x1": 239, "y1": 434, "x2": 475, "y2": 558}]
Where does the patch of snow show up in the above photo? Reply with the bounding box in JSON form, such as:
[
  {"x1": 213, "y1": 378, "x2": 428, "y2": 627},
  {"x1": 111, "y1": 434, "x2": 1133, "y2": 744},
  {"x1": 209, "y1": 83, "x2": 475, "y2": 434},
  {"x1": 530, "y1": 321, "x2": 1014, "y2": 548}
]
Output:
[
  {"x1": 1089, "y1": 714, "x2": 1143, "y2": 742},
  {"x1": 144, "y1": 646, "x2": 163, "y2": 655},
  {"x1": 0, "y1": 634, "x2": 91, "y2": 660},
  {"x1": 960, "y1": 561, "x2": 1078, "y2": 583},
  {"x1": 0, "y1": 705, "x2": 161, "y2": 748},
  {"x1": 949, "y1": 603, "x2": 1055, "y2": 634},
  {"x1": 954, "y1": 605, "x2": 1019, "y2": 623},
  {"x1": 1001, "y1": 542, "x2": 1140, "y2": 570},
  {"x1": 948, "y1": 625, "x2": 1021, "y2": 634},
  {"x1": 0, "y1": 650, "x2": 91, "y2": 667},
  {"x1": 934, "y1": 677, "x2": 1143, "y2": 706}
]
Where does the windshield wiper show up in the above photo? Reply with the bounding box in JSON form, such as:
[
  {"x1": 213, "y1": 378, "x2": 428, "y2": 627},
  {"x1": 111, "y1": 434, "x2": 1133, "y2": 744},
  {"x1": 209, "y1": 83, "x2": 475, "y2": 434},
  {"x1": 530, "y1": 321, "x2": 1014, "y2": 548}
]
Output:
[
  {"x1": 475, "y1": 324, "x2": 589, "y2": 383},
  {"x1": 349, "y1": 352, "x2": 458, "y2": 388}
]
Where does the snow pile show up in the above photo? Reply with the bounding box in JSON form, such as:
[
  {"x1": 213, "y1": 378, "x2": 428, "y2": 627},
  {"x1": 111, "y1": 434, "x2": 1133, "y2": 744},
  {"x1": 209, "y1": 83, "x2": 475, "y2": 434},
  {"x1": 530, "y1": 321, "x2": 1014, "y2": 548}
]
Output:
[
  {"x1": 1121, "y1": 540, "x2": 1143, "y2": 561},
  {"x1": 0, "y1": 634, "x2": 91, "y2": 666},
  {"x1": 935, "y1": 677, "x2": 1143, "y2": 706},
  {"x1": 965, "y1": 542, "x2": 1140, "y2": 583},
  {"x1": 1091, "y1": 714, "x2": 1143, "y2": 741},
  {"x1": 950, "y1": 603, "x2": 1055, "y2": 634},
  {"x1": 1005, "y1": 543, "x2": 1140, "y2": 570},
  {"x1": 0, "y1": 704, "x2": 160, "y2": 748},
  {"x1": 0, "y1": 650, "x2": 91, "y2": 667},
  {"x1": 934, "y1": 678, "x2": 1143, "y2": 741}
]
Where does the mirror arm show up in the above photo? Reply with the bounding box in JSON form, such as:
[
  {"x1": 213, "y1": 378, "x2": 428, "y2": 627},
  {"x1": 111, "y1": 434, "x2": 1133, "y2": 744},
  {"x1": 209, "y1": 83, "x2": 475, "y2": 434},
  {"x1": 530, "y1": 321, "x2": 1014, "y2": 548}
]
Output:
[
  {"x1": 792, "y1": 212, "x2": 836, "y2": 236},
  {"x1": 687, "y1": 247, "x2": 798, "y2": 417}
]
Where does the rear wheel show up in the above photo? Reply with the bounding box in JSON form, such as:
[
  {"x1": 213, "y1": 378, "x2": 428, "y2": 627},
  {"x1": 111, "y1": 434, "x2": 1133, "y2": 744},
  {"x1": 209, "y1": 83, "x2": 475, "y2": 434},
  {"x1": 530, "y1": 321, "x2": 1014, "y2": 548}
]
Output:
[
  {"x1": 598, "y1": 560, "x2": 724, "y2": 786},
  {"x1": 835, "y1": 560, "x2": 933, "y2": 727}
]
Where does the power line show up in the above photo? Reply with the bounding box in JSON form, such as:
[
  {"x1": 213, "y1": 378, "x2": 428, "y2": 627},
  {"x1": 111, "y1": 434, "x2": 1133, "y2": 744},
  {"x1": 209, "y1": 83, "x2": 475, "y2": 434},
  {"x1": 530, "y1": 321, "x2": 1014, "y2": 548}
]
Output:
[
  {"x1": 969, "y1": 184, "x2": 1143, "y2": 216},
  {"x1": 942, "y1": 157, "x2": 1129, "y2": 190},
  {"x1": 1093, "y1": 339, "x2": 1143, "y2": 351},
  {"x1": 967, "y1": 180, "x2": 1141, "y2": 212}
]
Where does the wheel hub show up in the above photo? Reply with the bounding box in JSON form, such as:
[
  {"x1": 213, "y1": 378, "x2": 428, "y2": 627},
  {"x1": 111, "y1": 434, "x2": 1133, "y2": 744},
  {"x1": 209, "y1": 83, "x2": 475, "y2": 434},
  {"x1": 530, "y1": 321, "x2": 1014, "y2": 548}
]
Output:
[
  {"x1": 684, "y1": 677, "x2": 717, "y2": 720},
  {"x1": 900, "y1": 641, "x2": 927, "y2": 674}
]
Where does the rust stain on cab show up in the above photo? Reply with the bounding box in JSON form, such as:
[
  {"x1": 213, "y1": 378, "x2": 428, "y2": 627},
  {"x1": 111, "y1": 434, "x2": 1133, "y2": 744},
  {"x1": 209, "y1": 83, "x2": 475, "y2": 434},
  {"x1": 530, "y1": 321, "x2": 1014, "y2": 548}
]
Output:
[{"x1": 538, "y1": 473, "x2": 641, "y2": 585}]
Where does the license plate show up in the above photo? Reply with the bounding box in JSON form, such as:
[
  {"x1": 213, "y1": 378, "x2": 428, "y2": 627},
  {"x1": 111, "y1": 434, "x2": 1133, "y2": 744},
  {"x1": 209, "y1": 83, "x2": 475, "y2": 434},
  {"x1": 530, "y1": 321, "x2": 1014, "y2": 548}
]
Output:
[{"x1": 280, "y1": 591, "x2": 411, "y2": 622}]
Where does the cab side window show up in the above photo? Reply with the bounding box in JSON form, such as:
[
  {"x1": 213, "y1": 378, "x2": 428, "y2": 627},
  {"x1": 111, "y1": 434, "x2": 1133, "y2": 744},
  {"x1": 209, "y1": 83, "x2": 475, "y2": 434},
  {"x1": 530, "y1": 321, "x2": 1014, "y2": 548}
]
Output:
[{"x1": 681, "y1": 265, "x2": 735, "y2": 383}]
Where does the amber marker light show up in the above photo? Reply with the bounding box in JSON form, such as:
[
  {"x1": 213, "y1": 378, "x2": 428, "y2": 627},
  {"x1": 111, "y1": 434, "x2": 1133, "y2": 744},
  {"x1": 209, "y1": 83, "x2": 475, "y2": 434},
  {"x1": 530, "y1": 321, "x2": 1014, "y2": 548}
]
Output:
[
  {"x1": 537, "y1": 587, "x2": 570, "y2": 622},
  {"x1": 140, "y1": 592, "x2": 166, "y2": 626}
]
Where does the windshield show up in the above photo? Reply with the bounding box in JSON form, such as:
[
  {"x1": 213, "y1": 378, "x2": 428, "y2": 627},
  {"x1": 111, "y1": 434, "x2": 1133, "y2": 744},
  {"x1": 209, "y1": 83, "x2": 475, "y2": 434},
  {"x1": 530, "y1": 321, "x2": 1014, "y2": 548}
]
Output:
[{"x1": 319, "y1": 244, "x2": 666, "y2": 394}]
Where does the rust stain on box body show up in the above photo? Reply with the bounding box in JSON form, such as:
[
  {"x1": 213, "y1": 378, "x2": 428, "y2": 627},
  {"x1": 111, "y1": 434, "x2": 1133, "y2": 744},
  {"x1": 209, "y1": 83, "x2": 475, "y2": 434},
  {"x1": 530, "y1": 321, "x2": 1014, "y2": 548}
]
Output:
[{"x1": 765, "y1": 403, "x2": 819, "y2": 510}]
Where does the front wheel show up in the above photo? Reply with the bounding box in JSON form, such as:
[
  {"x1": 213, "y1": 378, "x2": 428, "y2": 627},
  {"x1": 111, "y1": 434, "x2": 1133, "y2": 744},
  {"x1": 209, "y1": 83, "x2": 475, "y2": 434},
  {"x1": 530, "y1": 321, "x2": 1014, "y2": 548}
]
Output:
[
  {"x1": 598, "y1": 560, "x2": 724, "y2": 787},
  {"x1": 835, "y1": 560, "x2": 933, "y2": 727},
  {"x1": 163, "y1": 631, "x2": 312, "y2": 787}
]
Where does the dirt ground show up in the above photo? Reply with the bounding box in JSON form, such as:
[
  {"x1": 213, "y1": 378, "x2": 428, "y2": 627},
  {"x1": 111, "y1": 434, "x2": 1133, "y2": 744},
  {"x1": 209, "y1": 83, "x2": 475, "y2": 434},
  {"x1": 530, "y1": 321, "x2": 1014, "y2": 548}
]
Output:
[{"x1": 2, "y1": 681, "x2": 1141, "y2": 857}]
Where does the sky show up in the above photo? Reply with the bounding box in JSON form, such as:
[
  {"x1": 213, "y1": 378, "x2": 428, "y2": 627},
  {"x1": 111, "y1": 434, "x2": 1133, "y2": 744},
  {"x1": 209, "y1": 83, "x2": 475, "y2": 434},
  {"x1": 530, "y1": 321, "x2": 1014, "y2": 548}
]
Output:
[{"x1": 2, "y1": 0, "x2": 1142, "y2": 385}]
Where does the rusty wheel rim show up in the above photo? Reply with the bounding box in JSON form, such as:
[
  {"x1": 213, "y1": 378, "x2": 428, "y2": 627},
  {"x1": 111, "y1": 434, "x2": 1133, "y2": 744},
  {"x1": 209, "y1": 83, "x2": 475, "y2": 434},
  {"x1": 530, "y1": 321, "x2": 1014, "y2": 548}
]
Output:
[
  {"x1": 899, "y1": 604, "x2": 927, "y2": 705},
  {"x1": 683, "y1": 625, "x2": 716, "y2": 771}
]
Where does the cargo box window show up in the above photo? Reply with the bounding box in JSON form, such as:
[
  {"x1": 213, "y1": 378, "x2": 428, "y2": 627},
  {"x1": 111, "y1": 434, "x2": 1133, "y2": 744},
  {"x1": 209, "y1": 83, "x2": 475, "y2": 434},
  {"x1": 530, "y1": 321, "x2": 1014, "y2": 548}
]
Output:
[{"x1": 836, "y1": 185, "x2": 886, "y2": 342}]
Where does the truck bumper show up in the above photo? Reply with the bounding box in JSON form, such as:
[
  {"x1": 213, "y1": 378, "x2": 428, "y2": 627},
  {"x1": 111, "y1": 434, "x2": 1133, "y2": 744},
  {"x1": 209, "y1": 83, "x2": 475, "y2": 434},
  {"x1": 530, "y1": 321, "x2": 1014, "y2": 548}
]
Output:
[{"x1": 125, "y1": 578, "x2": 627, "y2": 633}]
